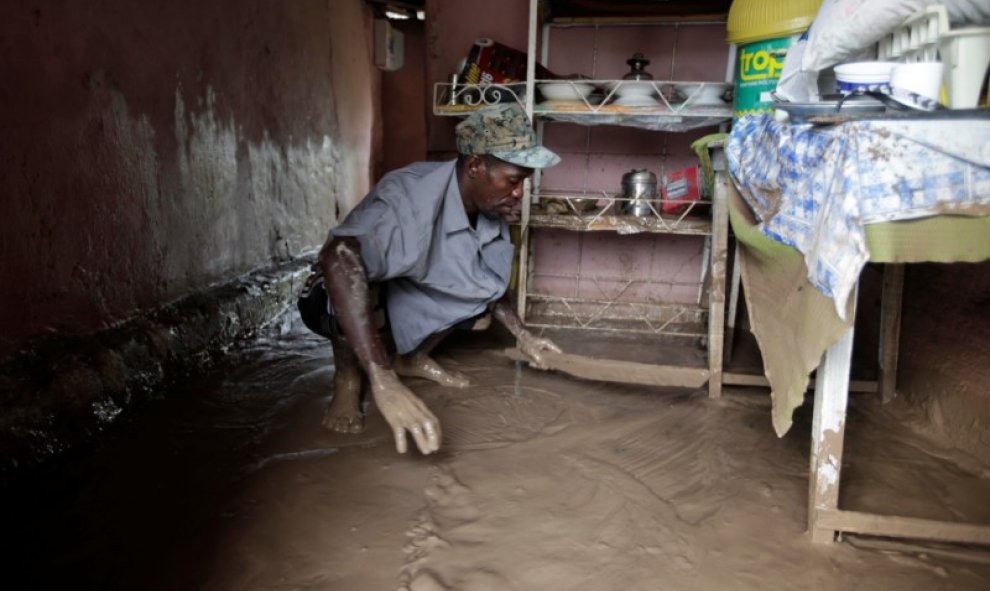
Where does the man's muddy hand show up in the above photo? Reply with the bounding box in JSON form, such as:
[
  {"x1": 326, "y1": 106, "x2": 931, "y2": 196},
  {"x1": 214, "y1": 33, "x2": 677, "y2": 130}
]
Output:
[
  {"x1": 367, "y1": 364, "x2": 442, "y2": 455},
  {"x1": 517, "y1": 331, "x2": 562, "y2": 370}
]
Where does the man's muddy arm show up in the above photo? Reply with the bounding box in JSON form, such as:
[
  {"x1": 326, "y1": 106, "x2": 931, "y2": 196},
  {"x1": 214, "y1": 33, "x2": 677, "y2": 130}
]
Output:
[
  {"x1": 490, "y1": 297, "x2": 562, "y2": 368},
  {"x1": 320, "y1": 237, "x2": 390, "y2": 371},
  {"x1": 320, "y1": 237, "x2": 441, "y2": 454}
]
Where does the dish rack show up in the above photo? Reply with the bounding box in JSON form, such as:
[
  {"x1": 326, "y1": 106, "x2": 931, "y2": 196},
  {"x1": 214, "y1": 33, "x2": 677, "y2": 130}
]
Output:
[{"x1": 877, "y1": 4, "x2": 990, "y2": 108}]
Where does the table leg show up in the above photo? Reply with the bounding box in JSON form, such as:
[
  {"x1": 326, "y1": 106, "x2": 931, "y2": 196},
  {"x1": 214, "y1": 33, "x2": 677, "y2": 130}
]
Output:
[
  {"x1": 707, "y1": 171, "x2": 730, "y2": 399},
  {"x1": 808, "y1": 323, "x2": 855, "y2": 544},
  {"x1": 724, "y1": 246, "x2": 742, "y2": 366},
  {"x1": 879, "y1": 264, "x2": 905, "y2": 403}
]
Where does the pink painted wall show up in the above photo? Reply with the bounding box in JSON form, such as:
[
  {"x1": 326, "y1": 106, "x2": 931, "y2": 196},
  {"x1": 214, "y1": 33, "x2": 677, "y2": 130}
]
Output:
[
  {"x1": 534, "y1": 23, "x2": 730, "y2": 306},
  {"x1": 331, "y1": 0, "x2": 380, "y2": 216},
  {"x1": 425, "y1": 0, "x2": 530, "y2": 155},
  {"x1": 0, "y1": 0, "x2": 378, "y2": 359},
  {"x1": 381, "y1": 20, "x2": 428, "y2": 176}
]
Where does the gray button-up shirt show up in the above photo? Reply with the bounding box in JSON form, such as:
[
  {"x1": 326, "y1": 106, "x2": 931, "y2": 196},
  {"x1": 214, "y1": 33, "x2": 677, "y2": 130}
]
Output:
[{"x1": 329, "y1": 160, "x2": 513, "y2": 354}]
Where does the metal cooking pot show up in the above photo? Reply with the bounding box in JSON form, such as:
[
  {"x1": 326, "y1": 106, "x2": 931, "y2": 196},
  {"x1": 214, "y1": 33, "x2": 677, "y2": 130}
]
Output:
[
  {"x1": 623, "y1": 53, "x2": 653, "y2": 81},
  {"x1": 621, "y1": 168, "x2": 658, "y2": 217}
]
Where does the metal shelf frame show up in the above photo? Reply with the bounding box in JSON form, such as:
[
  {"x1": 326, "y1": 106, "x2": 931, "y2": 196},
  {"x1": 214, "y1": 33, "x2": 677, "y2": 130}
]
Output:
[
  {"x1": 433, "y1": 80, "x2": 732, "y2": 132},
  {"x1": 528, "y1": 188, "x2": 713, "y2": 235},
  {"x1": 509, "y1": 0, "x2": 731, "y2": 396}
]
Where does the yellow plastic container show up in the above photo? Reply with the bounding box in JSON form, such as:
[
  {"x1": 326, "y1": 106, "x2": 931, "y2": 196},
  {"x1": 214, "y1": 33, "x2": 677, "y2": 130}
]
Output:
[{"x1": 727, "y1": 0, "x2": 822, "y2": 118}]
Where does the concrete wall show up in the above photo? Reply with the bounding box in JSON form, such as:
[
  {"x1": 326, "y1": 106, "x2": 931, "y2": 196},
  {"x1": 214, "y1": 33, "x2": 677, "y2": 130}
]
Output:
[{"x1": 0, "y1": 0, "x2": 378, "y2": 360}]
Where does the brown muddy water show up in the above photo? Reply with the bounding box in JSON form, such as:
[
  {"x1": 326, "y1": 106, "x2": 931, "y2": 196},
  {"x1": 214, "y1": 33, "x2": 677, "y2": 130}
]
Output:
[{"x1": 2, "y1": 323, "x2": 989, "y2": 590}]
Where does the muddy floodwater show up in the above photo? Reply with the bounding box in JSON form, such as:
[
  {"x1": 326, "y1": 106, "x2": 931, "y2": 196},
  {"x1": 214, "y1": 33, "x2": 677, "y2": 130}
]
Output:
[{"x1": 3, "y1": 323, "x2": 990, "y2": 590}]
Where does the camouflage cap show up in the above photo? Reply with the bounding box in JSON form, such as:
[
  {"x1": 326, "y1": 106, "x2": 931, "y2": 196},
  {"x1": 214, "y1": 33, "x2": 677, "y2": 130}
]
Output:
[{"x1": 455, "y1": 103, "x2": 561, "y2": 169}]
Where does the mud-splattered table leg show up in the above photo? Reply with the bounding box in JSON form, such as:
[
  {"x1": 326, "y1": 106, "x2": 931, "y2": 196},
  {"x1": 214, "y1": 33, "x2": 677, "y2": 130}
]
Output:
[{"x1": 807, "y1": 323, "x2": 855, "y2": 544}]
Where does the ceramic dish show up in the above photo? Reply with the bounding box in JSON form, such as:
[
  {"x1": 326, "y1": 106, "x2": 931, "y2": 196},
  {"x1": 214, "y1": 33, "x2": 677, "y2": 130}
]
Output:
[
  {"x1": 658, "y1": 85, "x2": 686, "y2": 103},
  {"x1": 774, "y1": 98, "x2": 886, "y2": 123},
  {"x1": 539, "y1": 82, "x2": 596, "y2": 101},
  {"x1": 546, "y1": 197, "x2": 598, "y2": 213},
  {"x1": 604, "y1": 80, "x2": 658, "y2": 98},
  {"x1": 675, "y1": 83, "x2": 732, "y2": 106},
  {"x1": 613, "y1": 95, "x2": 660, "y2": 107}
]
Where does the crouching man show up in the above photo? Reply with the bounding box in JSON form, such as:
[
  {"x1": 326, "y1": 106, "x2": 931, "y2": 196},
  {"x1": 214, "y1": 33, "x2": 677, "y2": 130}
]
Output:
[{"x1": 299, "y1": 103, "x2": 562, "y2": 455}]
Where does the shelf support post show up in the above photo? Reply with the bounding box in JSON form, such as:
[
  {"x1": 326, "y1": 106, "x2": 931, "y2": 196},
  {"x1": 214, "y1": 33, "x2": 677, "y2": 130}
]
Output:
[{"x1": 707, "y1": 149, "x2": 729, "y2": 398}]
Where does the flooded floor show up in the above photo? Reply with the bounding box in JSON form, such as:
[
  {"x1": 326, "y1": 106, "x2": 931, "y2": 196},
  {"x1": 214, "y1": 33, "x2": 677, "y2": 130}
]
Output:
[{"x1": 3, "y1": 322, "x2": 990, "y2": 590}]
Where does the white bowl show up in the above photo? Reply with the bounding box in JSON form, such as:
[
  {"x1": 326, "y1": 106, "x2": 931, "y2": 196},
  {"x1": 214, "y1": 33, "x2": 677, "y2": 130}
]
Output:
[
  {"x1": 605, "y1": 80, "x2": 658, "y2": 98},
  {"x1": 834, "y1": 61, "x2": 896, "y2": 93},
  {"x1": 539, "y1": 82, "x2": 595, "y2": 101},
  {"x1": 890, "y1": 62, "x2": 943, "y2": 101},
  {"x1": 834, "y1": 61, "x2": 896, "y2": 82},
  {"x1": 613, "y1": 95, "x2": 660, "y2": 107},
  {"x1": 676, "y1": 83, "x2": 731, "y2": 106}
]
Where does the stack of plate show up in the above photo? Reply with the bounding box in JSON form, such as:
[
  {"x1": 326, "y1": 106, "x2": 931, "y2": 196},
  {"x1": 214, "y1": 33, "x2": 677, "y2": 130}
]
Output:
[
  {"x1": 605, "y1": 81, "x2": 660, "y2": 107},
  {"x1": 675, "y1": 83, "x2": 733, "y2": 107},
  {"x1": 538, "y1": 82, "x2": 596, "y2": 103}
]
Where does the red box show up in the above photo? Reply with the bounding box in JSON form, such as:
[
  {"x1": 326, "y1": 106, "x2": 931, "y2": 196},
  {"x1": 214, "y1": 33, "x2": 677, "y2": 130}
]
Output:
[
  {"x1": 459, "y1": 38, "x2": 556, "y2": 85},
  {"x1": 661, "y1": 166, "x2": 703, "y2": 214}
]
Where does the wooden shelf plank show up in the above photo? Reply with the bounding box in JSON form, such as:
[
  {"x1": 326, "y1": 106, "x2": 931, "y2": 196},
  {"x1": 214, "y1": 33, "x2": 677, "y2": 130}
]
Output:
[
  {"x1": 504, "y1": 347, "x2": 709, "y2": 388},
  {"x1": 524, "y1": 212, "x2": 712, "y2": 235},
  {"x1": 723, "y1": 372, "x2": 878, "y2": 393},
  {"x1": 818, "y1": 509, "x2": 990, "y2": 547},
  {"x1": 534, "y1": 109, "x2": 730, "y2": 132}
]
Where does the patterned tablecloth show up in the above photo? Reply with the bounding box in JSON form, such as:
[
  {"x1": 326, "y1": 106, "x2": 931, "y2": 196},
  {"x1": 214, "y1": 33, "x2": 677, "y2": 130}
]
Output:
[
  {"x1": 727, "y1": 114, "x2": 990, "y2": 318},
  {"x1": 725, "y1": 113, "x2": 990, "y2": 435}
]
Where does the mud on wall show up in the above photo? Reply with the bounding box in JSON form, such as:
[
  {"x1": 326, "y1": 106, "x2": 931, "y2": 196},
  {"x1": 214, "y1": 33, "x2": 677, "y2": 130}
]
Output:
[{"x1": 0, "y1": 0, "x2": 378, "y2": 360}]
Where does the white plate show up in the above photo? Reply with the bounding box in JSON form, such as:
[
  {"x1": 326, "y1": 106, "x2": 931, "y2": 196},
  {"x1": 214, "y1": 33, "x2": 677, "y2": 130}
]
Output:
[
  {"x1": 773, "y1": 97, "x2": 885, "y2": 122},
  {"x1": 613, "y1": 95, "x2": 660, "y2": 107},
  {"x1": 539, "y1": 82, "x2": 595, "y2": 101}
]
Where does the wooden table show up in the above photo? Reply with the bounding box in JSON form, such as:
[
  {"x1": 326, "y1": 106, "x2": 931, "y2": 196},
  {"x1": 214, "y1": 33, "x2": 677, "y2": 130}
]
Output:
[
  {"x1": 807, "y1": 263, "x2": 990, "y2": 546},
  {"x1": 726, "y1": 175, "x2": 990, "y2": 546}
]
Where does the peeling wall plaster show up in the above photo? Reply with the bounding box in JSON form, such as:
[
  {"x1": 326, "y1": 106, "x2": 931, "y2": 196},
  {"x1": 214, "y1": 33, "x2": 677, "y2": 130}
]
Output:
[
  {"x1": 172, "y1": 86, "x2": 338, "y2": 285},
  {"x1": 0, "y1": 0, "x2": 375, "y2": 359}
]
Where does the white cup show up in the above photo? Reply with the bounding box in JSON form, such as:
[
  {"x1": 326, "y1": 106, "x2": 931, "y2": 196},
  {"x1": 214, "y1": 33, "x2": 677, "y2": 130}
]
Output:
[{"x1": 890, "y1": 62, "x2": 944, "y2": 101}]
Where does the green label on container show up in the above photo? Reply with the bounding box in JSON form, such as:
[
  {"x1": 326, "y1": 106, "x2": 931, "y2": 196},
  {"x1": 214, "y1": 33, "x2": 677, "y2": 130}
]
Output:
[{"x1": 734, "y1": 35, "x2": 797, "y2": 118}]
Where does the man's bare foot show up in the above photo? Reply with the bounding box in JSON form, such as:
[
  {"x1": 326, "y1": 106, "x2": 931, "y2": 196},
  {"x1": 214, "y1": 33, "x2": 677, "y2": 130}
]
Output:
[
  {"x1": 323, "y1": 367, "x2": 365, "y2": 433},
  {"x1": 394, "y1": 352, "x2": 470, "y2": 388}
]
